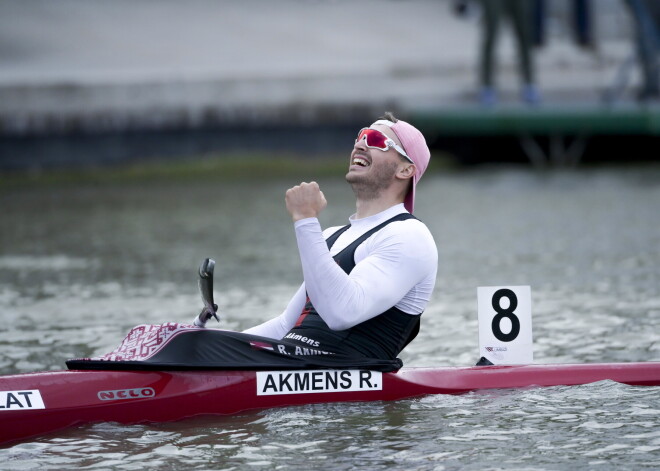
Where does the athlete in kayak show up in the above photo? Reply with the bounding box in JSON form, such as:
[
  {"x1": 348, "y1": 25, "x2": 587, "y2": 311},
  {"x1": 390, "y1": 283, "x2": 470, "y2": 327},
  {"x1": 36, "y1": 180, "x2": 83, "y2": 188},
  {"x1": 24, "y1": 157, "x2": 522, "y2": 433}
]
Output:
[
  {"x1": 68, "y1": 113, "x2": 437, "y2": 372},
  {"x1": 240, "y1": 112, "x2": 437, "y2": 369}
]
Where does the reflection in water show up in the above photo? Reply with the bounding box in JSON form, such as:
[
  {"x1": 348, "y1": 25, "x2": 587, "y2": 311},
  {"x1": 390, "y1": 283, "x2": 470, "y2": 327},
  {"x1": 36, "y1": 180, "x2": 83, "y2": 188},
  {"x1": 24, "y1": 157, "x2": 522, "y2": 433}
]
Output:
[{"x1": 1, "y1": 165, "x2": 659, "y2": 468}]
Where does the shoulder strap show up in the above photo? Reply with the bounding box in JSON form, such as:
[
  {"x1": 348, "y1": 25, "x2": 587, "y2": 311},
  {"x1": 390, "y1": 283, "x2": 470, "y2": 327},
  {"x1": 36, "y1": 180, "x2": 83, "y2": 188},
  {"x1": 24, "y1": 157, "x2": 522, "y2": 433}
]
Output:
[
  {"x1": 326, "y1": 212, "x2": 416, "y2": 251},
  {"x1": 325, "y1": 224, "x2": 351, "y2": 249}
]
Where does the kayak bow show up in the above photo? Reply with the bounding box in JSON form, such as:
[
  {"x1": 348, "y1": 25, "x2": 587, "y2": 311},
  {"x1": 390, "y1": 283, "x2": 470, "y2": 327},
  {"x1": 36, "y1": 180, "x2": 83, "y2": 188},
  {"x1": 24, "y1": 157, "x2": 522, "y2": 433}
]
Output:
[{"x1": 1, "y1": 362, "x2": 659, "y2": 446}]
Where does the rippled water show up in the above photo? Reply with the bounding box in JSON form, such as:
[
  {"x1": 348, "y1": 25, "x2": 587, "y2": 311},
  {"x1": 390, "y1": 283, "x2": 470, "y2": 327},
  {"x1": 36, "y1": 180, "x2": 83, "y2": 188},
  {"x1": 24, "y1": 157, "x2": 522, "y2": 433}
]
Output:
[{"x1": 1, "y1": 163, "x2": 659, "y2": 469}]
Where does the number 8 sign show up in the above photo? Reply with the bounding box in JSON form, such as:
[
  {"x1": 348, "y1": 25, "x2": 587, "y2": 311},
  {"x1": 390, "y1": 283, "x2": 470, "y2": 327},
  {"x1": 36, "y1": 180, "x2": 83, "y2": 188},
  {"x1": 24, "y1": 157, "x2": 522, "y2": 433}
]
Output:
[{"x1": 478, "y1": 286, "x2": 533, "y2": 365}]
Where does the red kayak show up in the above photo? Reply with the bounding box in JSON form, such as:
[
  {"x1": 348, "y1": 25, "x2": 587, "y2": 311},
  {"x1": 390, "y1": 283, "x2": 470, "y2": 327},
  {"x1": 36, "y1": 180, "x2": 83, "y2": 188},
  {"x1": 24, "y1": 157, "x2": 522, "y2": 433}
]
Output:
[{"x1": 1, "y1": 362, "x2": 659, "y2": 446}]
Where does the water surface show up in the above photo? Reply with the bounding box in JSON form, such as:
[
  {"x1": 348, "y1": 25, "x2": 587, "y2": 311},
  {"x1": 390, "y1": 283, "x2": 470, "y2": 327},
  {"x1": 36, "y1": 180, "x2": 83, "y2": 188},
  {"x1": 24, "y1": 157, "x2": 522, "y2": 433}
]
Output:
[{"x1": 1, "y1": 163, "x2": 659, "y2": 469}]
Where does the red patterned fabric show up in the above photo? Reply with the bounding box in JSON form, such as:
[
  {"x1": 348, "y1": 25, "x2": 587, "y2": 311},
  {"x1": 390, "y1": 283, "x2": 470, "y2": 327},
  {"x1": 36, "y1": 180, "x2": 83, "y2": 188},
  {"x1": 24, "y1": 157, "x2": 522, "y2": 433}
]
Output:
[{"x1": 94, "y1": 323, "x2": 199, "y2": 361}]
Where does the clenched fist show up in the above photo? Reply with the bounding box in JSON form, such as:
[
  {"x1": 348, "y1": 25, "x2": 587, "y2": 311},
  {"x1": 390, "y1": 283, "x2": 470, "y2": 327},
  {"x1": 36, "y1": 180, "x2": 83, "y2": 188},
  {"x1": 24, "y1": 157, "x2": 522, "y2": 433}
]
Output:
[{"x1": 285, "y1": 181, "x2": 327, "y2": 221}]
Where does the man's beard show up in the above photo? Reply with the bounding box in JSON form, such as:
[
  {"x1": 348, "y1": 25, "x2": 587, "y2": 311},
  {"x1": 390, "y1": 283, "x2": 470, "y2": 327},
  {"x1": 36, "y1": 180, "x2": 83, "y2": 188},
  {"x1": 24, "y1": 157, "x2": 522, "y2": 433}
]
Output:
[{"x1": 345, "y1": 160, "x2": 399, "y2": 201}]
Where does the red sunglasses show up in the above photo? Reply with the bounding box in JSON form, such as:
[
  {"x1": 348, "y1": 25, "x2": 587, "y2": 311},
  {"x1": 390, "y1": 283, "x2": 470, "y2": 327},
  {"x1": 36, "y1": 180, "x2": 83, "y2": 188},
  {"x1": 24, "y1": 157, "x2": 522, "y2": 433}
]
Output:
[{"x1": 355, "y1": 128, "x2": 413, "y2": 163}]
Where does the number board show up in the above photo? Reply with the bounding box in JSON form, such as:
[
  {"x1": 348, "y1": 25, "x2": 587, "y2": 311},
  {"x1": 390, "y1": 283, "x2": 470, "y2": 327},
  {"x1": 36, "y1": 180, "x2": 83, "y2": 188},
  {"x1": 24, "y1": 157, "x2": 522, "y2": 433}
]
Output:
[{"x1": 477, "y1": 286, "x2": 533, "y2": 365}]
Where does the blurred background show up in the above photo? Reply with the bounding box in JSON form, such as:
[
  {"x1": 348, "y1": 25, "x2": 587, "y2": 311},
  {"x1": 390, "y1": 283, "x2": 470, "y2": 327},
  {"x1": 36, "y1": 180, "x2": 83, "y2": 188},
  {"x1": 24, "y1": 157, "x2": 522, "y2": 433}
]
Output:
[
  {"x1": 1, "y1": 0, "x2": 658, "y2": 368},
  {"x1": 0, "y1": 0, "x2": 658, "y2": 169},
  {"x1": 0, "y1": 0, "x2": 658, "y2": 370}
]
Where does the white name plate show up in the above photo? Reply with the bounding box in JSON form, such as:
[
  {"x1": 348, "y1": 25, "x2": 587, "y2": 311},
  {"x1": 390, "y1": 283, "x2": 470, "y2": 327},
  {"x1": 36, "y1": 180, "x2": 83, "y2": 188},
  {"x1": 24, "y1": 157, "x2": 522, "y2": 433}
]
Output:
[
  {"x1": 0, "y1": 390, "x2": 45, "y2": 411},
  {"x1": 257, "y1": 370, "x2": 382, "y2": 396},
  {"x1": 478, "y1": 286, "x2": 533, "y2": 365}
]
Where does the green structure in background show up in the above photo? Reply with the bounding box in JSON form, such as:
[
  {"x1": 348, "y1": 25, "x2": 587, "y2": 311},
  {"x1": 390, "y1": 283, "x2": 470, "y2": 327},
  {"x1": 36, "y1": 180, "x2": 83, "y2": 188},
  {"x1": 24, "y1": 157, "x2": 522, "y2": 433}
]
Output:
[{"x1": 411, "y1": 105, "x2": 660, "y2": 166}]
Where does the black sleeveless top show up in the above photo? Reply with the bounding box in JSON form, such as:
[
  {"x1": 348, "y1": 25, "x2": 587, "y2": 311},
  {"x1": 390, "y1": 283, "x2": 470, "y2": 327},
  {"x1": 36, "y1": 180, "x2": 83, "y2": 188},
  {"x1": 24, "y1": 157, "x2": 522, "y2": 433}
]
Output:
[{"x1": 284, "y1": 213, "x2": 422, "y2": 360}]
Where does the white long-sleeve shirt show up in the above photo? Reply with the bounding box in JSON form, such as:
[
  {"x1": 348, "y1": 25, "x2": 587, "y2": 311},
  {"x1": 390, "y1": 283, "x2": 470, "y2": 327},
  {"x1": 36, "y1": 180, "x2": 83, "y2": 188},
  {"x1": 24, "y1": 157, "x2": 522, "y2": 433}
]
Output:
[{"x1": 243, "y1": 203, "x2": 438, "y2": 338}]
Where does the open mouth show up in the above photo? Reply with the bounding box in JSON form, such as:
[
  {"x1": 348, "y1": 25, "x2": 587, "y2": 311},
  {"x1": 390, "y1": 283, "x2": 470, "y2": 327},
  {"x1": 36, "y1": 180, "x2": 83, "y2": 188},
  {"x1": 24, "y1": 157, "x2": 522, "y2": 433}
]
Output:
[{"x1": 352, "y1": 156, "x2": 370, "y2": 167}]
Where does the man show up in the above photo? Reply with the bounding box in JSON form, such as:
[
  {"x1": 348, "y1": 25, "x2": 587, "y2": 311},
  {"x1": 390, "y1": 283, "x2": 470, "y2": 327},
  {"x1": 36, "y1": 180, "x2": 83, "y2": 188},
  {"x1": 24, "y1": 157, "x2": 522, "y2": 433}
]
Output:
[
  {"x1": 68, "y1": 113, "x2": 437, "y2": 373},
  {"x1": 242, "y1": 112, "x2": 438, "y2": 370},
  {"x1": 476, "y1": 0, "x2": 541, "y2": 106},
  {"x1": 624, "y1": 0, "x2": 660, "y2": 101}
]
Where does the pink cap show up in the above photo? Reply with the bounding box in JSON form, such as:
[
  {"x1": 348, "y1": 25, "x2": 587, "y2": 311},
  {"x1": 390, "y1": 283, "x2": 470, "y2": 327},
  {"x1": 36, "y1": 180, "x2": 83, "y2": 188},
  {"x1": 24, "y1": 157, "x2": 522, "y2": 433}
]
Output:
[{"x1": 372, "y1": 118, "x2": 431, "y2": 213}]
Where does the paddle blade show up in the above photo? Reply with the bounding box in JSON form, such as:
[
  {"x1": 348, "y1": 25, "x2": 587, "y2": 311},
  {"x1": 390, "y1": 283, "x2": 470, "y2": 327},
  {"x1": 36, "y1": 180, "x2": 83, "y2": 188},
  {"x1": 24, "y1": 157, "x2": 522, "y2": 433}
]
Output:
[
  {"x1": 194, "y1": 258, "x2": 219, "y2": 327},
  {"x1": 198, "y1": 258, "x2": 216, "y2": 308}
]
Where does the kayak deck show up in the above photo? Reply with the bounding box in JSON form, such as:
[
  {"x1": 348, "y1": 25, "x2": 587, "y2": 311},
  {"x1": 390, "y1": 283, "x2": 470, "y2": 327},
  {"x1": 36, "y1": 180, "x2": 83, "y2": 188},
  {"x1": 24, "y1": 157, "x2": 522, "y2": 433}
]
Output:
[{"x1": 1, "y1": 362, "x2": 659, "y2": 446}]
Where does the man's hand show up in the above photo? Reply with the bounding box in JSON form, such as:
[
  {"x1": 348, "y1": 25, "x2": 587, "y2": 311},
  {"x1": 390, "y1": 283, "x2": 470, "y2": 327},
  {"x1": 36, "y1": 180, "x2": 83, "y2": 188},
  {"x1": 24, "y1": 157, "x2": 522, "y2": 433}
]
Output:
[{"x1": 285, "y1": 181, "x2": 327, "y2": 222}]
